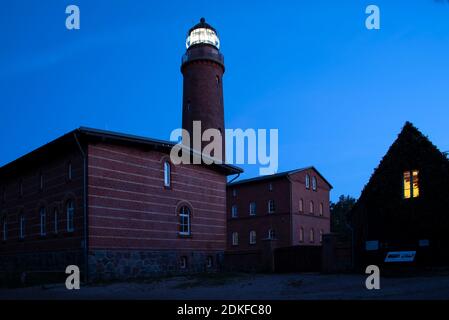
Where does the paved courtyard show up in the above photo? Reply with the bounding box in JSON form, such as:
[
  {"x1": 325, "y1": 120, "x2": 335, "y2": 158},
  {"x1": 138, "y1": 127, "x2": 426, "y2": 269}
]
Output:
[{"x1": 1, "y1": 272, "x2": 449, "y2": 300}]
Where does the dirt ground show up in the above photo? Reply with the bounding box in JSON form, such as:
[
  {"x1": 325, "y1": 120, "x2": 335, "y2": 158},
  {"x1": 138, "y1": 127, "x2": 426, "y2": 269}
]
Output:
[{"x1": 1, "y1": 272, "x2": 449, "y2": 300}]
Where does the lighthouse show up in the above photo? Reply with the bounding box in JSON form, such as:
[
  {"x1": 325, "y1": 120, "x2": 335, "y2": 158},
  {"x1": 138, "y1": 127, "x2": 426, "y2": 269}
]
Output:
[{"x1": 181, "y1": 18, "x2": 225, "y2": 162}]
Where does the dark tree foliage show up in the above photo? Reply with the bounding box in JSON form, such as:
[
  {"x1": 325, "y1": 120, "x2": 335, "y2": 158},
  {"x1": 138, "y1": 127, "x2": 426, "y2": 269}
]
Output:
[
  {"x1": 330, "y1": 195, "x2": 356, "y2": 240},
  {"x1": 352, "y1": 121, "x2": 449, "y2": 265}
]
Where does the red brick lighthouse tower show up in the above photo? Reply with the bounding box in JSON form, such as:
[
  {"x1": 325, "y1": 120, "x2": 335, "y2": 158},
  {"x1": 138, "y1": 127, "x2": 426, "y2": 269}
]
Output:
[{"x1": 181, "y1": 18, "x2": 225, "y2": 162}]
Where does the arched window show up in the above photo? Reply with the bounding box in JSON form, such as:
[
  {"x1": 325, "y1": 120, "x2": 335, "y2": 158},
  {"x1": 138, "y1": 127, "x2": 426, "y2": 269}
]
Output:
[
  {"x1": 232, "y1": 232, "x2": 239, "y2": 246},
  {"x1": 68, "y1": 162, "x2": 73, "y2": 181},
  {"x1": 1, "y1": 216, "x2": 7, "y2": 241},
  {"x1": 19, "y1": 214, "x2": 25, "y2": 239},
  {"x1": 312, "y1": 176, "x2": 317, "y2": 191},
  {"x1": 305, "y1": 174, "x2": 310, "y2": 189},
  {"x1": 299, "y1": 227, "x2": 304, "y2": 242},
  {"x1": 299, "y1": 198, "x2": 304, "y2": 212},
  {"x1": 53, "y1": 208, "x2": 58, "y2": 234},
  {"x1": 66, "y1": 200, "x2": 75, "y2": 232},
  {"x1": 268, "y1": 229, "x2": 275, "y2": 240},
  {"x1": 40, "y1": 207, "x2": 46, "y2": 236},
  {"x1": 179, "y1": 206, "x2": 191, "y2": 236},
  {"x1": 164, "y1": 161, "x2": 171, "y2": 188},
  {"x1": 309, "y1": 229, "x2": 315, "y2": 243},
  {"x1": 249, "y1": 230, "x2": 257, "y2": 245},
  {"x1": 319, "y1": 203, "x2": 324, "y2": 216},
  {"x1": 310, "y1": 201, "x2": 314, "y2": 214}
]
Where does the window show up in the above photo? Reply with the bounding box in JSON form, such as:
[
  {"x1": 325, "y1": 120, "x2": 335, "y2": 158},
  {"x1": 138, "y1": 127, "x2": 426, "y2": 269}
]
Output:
[
  {"x1": 299, "y1": 227, "x2": 304, "y2": 242},
  {"x1": 249, "y1": 202, "x2": 256, "y2": 216},
  {"x1": 53, "y1": 208, "x2": 58, "y2": 234},
  {"x1": 305, "y1": 174, "x2": 310, "y2": 189},
  {"x1": 320, "y1": 229, "x2": 324, "y2": 243},
  {"x1": 68, "y1": 162, "x2": 72, "y2": 181},
  {"x1": 319, "y1": 203, "x2": 324, "y2": 216},
  {"x1": 180, "y1": 256, "x2": 187, "y2": 269},
  {"x1": 403, "y1": 170, "x2": 419, "y2": 199},
  {"x1": 309, "y1": 229, "x2": 315, "y2": 243},
  {"x1": 40, "y1": 207, "x2": 46, "y2": 236},
  {"x1": 19, "y1": 214, "x2": 25, "y2": 239},
  {"x1": 309, "y1": 201, "x2": 314, "y2": 214},
  {"x1": 216, "y1": 75, "x2": 220, "y2": 86},
  {"x1": 164, "y1": 161, "x2": 171, "y2": 188},
  {"x1": 232, "y1": 232, "x2": 239, "y2": 246},
  {"x1": 2, "y1": 217, "x2": 6, "y2": 241},
  {"x1": 232, "y1": 189, "x2": 237, "y2": 197},
  {"x1": 268, "y1": 183, "x2": 273, "y2": 191},
  {"x1": 66, "y1": 200, "x2": 75, "y2": 232},
  {"x1": 207, "y1": 256, "x2": 213, "y2": 268},
  {"x1": 268, "y1": 200, "x2": 275, "y2": 214},
  {"x1": 179, "y1": 206, "x2": 191, "y2": 236},
  {"x1": 231, "y1": 205, "x2": 238, "y2": 218},
  {"x1": 299, "y1": 199, "x2": 304, "y2": 212},
  {"x1": 249, "y1": 230, "x2": 256, "y2": 244},
  {"x1": 268, "y1": 229, "x2": 276, "y2": 240},
  {"x1": 312, "y1": 176, "x2": 317, "y2": 191}
]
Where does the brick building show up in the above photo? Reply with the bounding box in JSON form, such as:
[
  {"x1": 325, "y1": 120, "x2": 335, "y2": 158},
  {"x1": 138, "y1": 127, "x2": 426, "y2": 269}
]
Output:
[
  {"x1": 0, "y1": 19, "x2": 242, "y2": 282},
  {"x1": 225, "y1": 167, "x2": 332, "y2": 270}
]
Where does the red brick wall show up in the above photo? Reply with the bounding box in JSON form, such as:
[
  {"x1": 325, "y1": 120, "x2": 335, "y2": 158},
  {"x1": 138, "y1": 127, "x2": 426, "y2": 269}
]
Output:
[
  {"x1": 0, "y1": 147, "x2": 85, "y2": 270},
  {"x1": 290, "y1": 169, "x2": 331, "y2": 246},
  {"x1": 226, "y1": 177, "x2": 291, "y2": 251},
  {"x1": 87, "y1": 142, "x2": 227, "y2": 252}
]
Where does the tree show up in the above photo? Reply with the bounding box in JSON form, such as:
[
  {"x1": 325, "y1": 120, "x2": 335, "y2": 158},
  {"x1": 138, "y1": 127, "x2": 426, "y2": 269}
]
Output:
[{"x1": 330, "y1": 195, "x2": 356, "y2": 240}]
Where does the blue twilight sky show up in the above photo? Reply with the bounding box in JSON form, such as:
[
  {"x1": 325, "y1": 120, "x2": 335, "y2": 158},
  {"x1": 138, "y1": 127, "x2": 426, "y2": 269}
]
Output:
[{"x1": 1, "y1": 0, "x2": 449, "y2": 202}]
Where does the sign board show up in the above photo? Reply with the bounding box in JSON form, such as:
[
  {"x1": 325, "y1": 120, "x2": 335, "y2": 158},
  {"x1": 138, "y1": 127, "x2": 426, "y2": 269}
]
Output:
[
  {"x1": 365, "y1": 240, "x2": 379, "y2": 251},
  {"x1": 384, "y1": 251, "x2": 416, "y2": 263}
]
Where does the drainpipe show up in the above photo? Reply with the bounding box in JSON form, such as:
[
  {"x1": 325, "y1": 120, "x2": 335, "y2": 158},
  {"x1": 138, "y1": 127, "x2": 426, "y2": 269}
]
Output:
[{"x1": 74, "y1": 132, "x2": 88, "y2": 283}]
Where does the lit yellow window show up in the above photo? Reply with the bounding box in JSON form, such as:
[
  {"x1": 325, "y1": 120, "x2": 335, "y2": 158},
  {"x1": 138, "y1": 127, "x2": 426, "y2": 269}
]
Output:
[
  {"x1": 403, "y1": 170, "x2": 419, "y2": 199},
  {"x1": 412, "y1": 170, "x2": 419, "y2": 198}
]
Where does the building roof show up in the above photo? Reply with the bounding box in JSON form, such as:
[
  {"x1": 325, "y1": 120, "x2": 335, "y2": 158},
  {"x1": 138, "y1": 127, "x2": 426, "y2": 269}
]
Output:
[
  {"x1": 227, "y1": 166, "x2": 333, "y2": 189},
  {"x1": 0, "y1": 127, "x2": 242, "y2": 178}
]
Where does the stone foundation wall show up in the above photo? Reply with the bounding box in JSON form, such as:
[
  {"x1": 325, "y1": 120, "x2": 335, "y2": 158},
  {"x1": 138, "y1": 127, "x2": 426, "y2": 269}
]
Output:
[{"x1": 88, "y1": 250, "x2": 224, "y2": 281}]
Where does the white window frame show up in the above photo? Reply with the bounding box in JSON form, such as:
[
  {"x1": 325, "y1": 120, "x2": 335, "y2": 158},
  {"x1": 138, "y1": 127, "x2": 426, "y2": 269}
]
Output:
[
  {"x1": 249, "y1": 202, "x2": 256, "y2": 216},
  {"x1": 19, "y1": 215, "x2": 25, "y2": 239},
  {"x1": 249, "y1": 230, "x2": 256, "y2": 245},
  {"x1": 299, "y1": 227, "x2": 304, "y2": 242},
  {"x1": 231, "y1": 205, "x2": 238, "y2": 218},
  {"x1": 40, "y1": 207, "x2": 46, "y2": 236},
  {"x1": 67, "y1": 201, "x2": 75, "y2": 232},
  {"x1": 164, "y1": 161, "x2": 171, "y2": 188},
  {"x1": 268, "y1": 183, "x2": 273, "y2": 191},
  {"x1": 312, "y1": 176, "x2": 317, "y2": 191},
  {"x1": 299, "y1": 199, "x2": 304, "y2": 212},
  {"x1": 179, "y1": 206, "x2": 191, "y2": 236},
  {"x1": 232, "y1": 232, "x2": 239, "y2": 246},
  {"x1": 319, "y1": 203, "x2": 324, "y2": 216},
  {"x1": 310, "y1": 229, "x2": 315, "y2": 243},
  {"x1": 268, "y1": 200, "x2": 275, "y2": 214},
  {"x1": 268, "y1": 229, "x2": 275, "y2": 240},
  {"x1": 305, "y1": 174, "x2": 310, "y2": 189}
]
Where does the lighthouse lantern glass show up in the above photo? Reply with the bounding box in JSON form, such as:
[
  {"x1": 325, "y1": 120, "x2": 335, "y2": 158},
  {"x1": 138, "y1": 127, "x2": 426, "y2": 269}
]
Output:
[{"x1": 186, "y1": 28, "x2": 220, "y2": 49}]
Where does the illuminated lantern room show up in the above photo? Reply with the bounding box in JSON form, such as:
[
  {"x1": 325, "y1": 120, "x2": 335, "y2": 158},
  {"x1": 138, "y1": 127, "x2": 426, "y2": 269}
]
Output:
[{"x1": 186, "y1": 17, "x2": 220, "y2": 49}]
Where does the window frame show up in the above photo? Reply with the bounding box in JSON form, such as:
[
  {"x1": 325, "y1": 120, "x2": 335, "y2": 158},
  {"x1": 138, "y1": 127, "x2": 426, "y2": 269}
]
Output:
[
  {"x1": 268, "y1": 229, "x2": 275, "y2": 240},
  {"x1": 39, "y1": 207, "x2": 46, "y2": 236},
  {"x1": 299, "y1": 227, "x2": 304, "y2": 243},
  {"x1": 249, "y1": 202, "x2": 256, "y2": 216},
  {"x1": 305, "y1": 174, "x2": 310, "y2": 189},
  {"x1": 319, "y1": 202, "x2": 324, "y2": 216},
  {"x1": 299, "y1": 198, "x2": 304, "y2": 212},
  {"x1": 231, "y1": 205, "x2": 238, "y2": 218},
  {"x1": 19, "y1": 214, "x2": 25, "y2": 239},
  {"x1": 66, "y1": 200, "x2": 75, "y2": 233},
  {"x1": 249, "y1": 230, "x2": 257, "y2": 245},
  {"x1": 312, "y1": 176, "x2": 317, "y2": 191},
  {"x1": 163, "y1": 161, "x2": 171, "y2": 188},
  {"x1": 232, "y1": 232, "x2": 239, "y2": 246},
  {"x1": 309, "y1": 229, "x2": 315, "y2": 243},
  {"x1": 268, "y1": 200, "x2": 275, "y2": 214},
  {"x1": 179, "y1": 206, "x2": 191, "y2": 236},
  {"x1": 310, "y1": 201, "x2": 314, "y2": 214}
]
